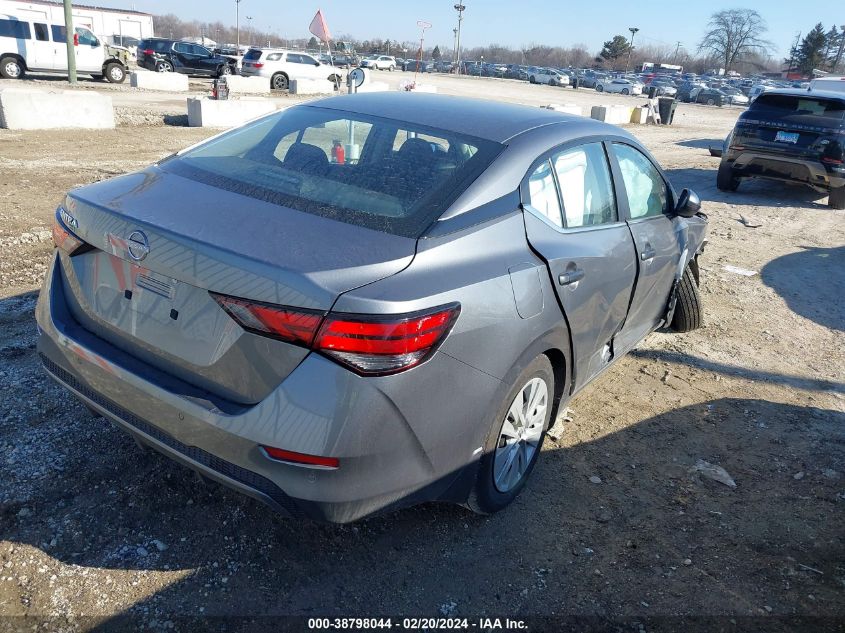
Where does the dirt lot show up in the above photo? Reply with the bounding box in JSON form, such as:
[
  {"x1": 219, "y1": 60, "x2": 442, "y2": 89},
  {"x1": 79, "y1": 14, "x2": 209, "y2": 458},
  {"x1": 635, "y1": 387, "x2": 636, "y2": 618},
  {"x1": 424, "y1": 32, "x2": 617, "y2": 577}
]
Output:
[{"x1": 0, "y1": 73, "x2": 843, "y2": 630}]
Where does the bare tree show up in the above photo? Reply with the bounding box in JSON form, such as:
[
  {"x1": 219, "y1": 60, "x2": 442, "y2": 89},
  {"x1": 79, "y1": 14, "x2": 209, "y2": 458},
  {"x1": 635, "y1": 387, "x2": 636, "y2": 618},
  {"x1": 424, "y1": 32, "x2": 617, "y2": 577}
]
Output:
[{"x1": 698, "y1": 9, "x2": 771, "y2": 72}]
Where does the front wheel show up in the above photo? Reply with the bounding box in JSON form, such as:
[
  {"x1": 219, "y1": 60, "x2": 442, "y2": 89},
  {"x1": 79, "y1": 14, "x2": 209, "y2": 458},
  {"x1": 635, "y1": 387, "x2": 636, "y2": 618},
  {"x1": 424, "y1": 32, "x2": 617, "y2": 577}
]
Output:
[
  {"x1": 671, "y1": 266, "x2": 703, "y2": 332},
  {"x1": 218, "y1": 65, "x2": 232, "y2": 77},
  {"x1": 104, "y1": 62, "x2": 126, "y2": 83},
  {"x1": 829, "y1": 185, "x2": 845, "y2": 210},
  {"x1": 156, "y1": 60, "x2": 174, "y2": 72},
  {"x1": 0, "y1": 56, "x2": 24, "y2": 79},
  {"x1": 621, "y1": 88, "x2": 629, "y2": 95},
  {"x1": 596, "y1": 84, "x2": 604, "y2": 92},
  {"x1": 467, "y1": 355, "x2": 554, "y2": 515}
]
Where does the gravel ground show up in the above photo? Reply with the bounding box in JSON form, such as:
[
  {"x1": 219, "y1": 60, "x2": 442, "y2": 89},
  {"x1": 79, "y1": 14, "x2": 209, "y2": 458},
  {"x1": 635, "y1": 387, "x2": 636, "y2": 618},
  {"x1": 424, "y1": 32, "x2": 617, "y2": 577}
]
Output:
[{"x1": 0, "y1": 73, "x2": 843, "y2": 630}]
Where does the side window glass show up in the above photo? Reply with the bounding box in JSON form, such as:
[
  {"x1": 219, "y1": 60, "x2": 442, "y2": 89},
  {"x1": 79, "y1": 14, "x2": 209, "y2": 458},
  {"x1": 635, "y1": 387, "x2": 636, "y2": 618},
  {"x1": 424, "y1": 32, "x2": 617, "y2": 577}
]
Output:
[
  {"x1": 552, "y1": 143, "x2": 616, "y2": 228},
  {"x1": 267, "y1": 52, "x2": 282, "y2": 61},
  {"x1": 0, "y1": 19, "x2": 31, "y2": 39},
  {"x1": 34, "y1": 23, "x2": 49, "y2": 41},
  {"x1": 286, "y1": 53, "x2": 301, "y2": 64},
  {"x1": 51, "y1": 25, "x2": 67, "y2": 43},
  {"x1": 613, "y1": 144, "x2": 668, "y2": 219},
  {"x1": 527, "y1": 160, "x2": 563, "y2": 228}
]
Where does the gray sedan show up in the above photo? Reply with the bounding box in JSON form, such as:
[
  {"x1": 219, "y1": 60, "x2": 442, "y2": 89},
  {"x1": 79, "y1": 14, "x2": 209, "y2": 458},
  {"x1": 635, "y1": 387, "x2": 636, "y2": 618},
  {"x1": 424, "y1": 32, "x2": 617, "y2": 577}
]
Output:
[{"x1": 37, "y1": 93, "x2": 707, "y2": 523}]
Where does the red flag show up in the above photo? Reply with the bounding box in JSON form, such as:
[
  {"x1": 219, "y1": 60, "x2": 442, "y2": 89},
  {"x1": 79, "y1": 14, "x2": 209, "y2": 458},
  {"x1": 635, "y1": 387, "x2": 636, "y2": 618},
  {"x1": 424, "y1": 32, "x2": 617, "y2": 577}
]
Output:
[{"x1": 309, "y1": 9, "x2": 332, "y2": 43}]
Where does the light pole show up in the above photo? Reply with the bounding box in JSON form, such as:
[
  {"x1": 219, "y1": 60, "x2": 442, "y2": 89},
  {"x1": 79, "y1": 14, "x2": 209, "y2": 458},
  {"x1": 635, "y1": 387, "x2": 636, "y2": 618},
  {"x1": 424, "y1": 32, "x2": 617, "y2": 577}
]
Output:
[
  {"x1": 235, "y1": 0, "x2": 242, "y2": 53},
  {"x1": 454, "y1": 3, "x2": 465, "y2": 74},
  {"x1": 245, "y1": 15, "x2": 253, "y2": 46},
  {"x1": 625, "y1": 27, "x2": 639, "y2": 73}
]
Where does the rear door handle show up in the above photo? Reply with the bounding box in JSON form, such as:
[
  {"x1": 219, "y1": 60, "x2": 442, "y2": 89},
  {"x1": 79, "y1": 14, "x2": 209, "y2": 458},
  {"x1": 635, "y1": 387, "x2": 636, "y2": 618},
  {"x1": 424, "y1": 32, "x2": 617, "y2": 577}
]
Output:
[
  {"x1": 559, "y1": 268, "x2": 585, "y2": 286},
  {"x1": 640, "y1": 247, "x2": 656, "y2": 261}
]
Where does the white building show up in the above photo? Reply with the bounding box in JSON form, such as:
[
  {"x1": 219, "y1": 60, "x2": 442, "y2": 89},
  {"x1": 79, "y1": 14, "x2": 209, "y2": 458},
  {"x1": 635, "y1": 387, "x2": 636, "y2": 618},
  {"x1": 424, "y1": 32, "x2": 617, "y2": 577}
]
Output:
[{"x1": 0, "y1": 0, "x2": 153, "y2": 46}]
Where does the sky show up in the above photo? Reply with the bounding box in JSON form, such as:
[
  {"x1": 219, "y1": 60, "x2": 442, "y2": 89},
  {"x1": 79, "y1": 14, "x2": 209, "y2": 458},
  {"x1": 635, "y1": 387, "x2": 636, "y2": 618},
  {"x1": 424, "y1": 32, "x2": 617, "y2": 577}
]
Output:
[{"x1": 108, "y1": 0, "x2": 843, "y2": 58}]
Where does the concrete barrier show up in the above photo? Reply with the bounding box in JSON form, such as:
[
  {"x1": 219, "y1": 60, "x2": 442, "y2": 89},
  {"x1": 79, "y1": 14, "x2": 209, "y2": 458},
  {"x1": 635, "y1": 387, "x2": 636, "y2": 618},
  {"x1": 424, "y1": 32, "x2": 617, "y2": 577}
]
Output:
[
  {"x1": 187, "y1": 96, "x2": 277, "y2": 128},
  {"x1": 542, "y1": 103, "x2": 584, "y2": 116},
  {"x1": 630, "y1": 106, "x2": 649, "y2": 124},
  {"x1": 356, "y1": 82, "x2": 389, "y2": 93},
  {"x1": 0, "y1": 87, "x2": 114, "y2": 129},
  {"x1": 290, "y1": 78, "x2": 336, "y2": 95},
  {"x1": 225, "y1": 75, "x2": 270, "y2": 95},
  {"x1": 130, "y1": 70, "x2": 189, "y2": 92},
  {"x1": 590, "y1": 104, "x2": 633, "y2": 125}
]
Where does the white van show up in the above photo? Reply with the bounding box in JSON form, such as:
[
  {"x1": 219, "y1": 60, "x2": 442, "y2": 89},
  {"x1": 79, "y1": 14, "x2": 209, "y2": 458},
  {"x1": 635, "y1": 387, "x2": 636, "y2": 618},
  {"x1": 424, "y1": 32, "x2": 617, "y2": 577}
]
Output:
[
  {"x1": 809, "y1": 76, "x2": 845, "y2": 94},
  {"x1": 0, "y1": 14, "x2": 128, "y2": 82}
]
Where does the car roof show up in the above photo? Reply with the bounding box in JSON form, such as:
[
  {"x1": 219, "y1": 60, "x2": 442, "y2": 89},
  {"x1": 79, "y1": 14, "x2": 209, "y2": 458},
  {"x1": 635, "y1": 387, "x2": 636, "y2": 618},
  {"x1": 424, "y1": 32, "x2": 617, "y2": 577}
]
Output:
[
  {"x1": 302, "y1": 93, "x2": 620, "y2": 143},
  {"x1": 758, "y1": 88, "x2": 845, "y2": 101}
]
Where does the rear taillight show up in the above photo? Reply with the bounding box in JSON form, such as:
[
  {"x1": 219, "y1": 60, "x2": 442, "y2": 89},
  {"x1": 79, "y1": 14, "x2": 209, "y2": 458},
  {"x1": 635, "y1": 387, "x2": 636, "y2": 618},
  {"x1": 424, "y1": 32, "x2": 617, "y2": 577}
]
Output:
[
  {"x1": 52, "y1": 206, "x2": 89, "y2": 255},
  {"x1": 314, "y1": 306, "x2": 459, "y2": 374},
  {"x1": 142, "y1": 48, "x2": 154, "y2": 55},
  {"x1": 211, "y1": 293, "x2": 460, "y2": 375},
  {"x1": 211, "y1": 294, "x2": 322, "y2": 346},
  {"x1": 252, "y1": 62, "x2": 263, "y2": 68}
]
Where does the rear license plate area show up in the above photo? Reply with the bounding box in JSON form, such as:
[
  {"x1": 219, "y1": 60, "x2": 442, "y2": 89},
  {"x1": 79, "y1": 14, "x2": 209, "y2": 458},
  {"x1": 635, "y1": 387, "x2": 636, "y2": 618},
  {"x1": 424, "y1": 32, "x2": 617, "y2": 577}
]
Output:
[{"x1": 774, "y1": 131, "x2": 799, "y2": 144}]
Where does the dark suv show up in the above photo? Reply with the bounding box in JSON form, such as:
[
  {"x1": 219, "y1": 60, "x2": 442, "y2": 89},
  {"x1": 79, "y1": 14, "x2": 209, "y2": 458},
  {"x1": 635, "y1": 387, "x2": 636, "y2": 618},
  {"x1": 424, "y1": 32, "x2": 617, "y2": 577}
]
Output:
[
  {"x1": 718, "y1": 89, "x2": 845, "y2": 209},
  {"x1": 137, "y1": 38, "x2": 238, "y2": 77}
]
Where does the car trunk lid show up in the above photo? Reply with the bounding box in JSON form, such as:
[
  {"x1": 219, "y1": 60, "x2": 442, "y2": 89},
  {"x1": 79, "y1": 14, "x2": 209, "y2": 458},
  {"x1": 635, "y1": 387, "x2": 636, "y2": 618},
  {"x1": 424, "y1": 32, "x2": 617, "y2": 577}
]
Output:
[{"x1": 59, "y1": 167, "x2": 416, "y2": 404}]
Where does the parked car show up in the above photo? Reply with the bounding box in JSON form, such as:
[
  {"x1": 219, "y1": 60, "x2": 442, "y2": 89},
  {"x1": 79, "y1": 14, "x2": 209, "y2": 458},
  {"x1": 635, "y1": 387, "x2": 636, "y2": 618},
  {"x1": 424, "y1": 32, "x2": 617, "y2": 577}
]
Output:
[
  {"x1": 578, "y1": 71, "x2": 609, "y2": 89},
  {"x1": 330, "y1": 54, "x2": 357, "y2": 69},
  {"x1": 403, "y1": 59, "x2": 432, "y2": 73},
  {"x1": 38, "y1": 93, "x2": 707, "y2": 523},
  {"x1": 810, "y1": 76, "x2": 845, "y2": 95},
  {"x1": 719, "y1": 86, "x2": 750, "y2": 106},
  {"x1": 137, "y1": 38, "x2": 237, "y2": 77},
  {"x1": 360, "y1": 54, "x2": 396, "y2": 71},
  {"x1": 0, "y1": 14, "x2": 129, "y2": 82},
  {"x1": 717, "y1": 89, "x2": 845, "y2": 208},
  {"x1": 647, "y1": 79, "x2": 678, "y2": 96},
  {"x1": 529, "y1": 67, "x2": 569, "y2": 86},
  {"x1": 747, "y1": 83, "x2": 772, "y2": 102},
  {"x1": 240, "y1": 48, "x2": 342, "y2": 90},
  {"x1": 695, "y1": 88, "x2": 726, "y2": 106},
  {"x1": 596, "y1": 79, "x2": 642, "y2": 95}
]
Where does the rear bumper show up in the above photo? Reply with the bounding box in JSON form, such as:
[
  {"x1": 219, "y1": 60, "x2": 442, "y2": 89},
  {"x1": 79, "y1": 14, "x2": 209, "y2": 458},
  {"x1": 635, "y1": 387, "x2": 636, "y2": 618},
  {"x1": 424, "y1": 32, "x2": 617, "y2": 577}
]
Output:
[
  {"x1": 36, "y1": 253, "x2": 500, "y2": 523},
  {"x1": 725, "y1": 151, "x2": 845, "y2": 189}
]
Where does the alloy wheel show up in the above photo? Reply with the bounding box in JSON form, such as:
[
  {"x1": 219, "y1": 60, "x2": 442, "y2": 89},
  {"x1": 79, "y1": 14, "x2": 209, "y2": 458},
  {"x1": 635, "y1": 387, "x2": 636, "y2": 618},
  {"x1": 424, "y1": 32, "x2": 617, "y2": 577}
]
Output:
[{"x1": 493, "y1": 377, "x2": 548, "y2": 493}]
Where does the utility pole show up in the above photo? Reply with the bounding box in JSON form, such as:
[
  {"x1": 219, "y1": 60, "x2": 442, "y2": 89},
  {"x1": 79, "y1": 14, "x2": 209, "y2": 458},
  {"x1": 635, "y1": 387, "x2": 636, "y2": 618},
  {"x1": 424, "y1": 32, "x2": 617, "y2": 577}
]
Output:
[
  {"x1": 674, "y1": 41, "x2": 682, "y2": 60},
  {"x1": 452, "y1": 28, "x2": 458, "y2": 65},
  {"x1": 454, "y1": 3, "x2": 465, "y2": 75},
  {"x1": 235, "y1": 0, "x2": 242, "y2": 52},
  {"x1": 63, "y1": 0, "x2": 76, "y2": 84},
  {"x1": 625, "y1": 27, "x2": 639, "y2": 74}
]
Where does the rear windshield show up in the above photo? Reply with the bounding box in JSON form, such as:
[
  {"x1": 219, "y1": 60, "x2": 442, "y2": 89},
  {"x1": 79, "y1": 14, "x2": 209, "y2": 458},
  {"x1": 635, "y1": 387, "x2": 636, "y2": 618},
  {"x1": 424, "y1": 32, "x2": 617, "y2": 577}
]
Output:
[
  {"x1": 243, "y1": 49, "x2": 262, "y2": 60},
  {"x1": 750, "y1": 94, "x2": 845, "y2": 124},
  {"x1": 162, "y1": 106, "x2": 501, "y2": 237}
]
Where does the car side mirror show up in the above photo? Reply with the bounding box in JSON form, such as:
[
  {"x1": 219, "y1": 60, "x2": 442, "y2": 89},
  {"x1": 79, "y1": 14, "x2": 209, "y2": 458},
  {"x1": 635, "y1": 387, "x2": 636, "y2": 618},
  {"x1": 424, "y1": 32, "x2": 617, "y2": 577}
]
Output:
[{"x1": 675, "y1": 189, "x2": 701, "y2": 218}]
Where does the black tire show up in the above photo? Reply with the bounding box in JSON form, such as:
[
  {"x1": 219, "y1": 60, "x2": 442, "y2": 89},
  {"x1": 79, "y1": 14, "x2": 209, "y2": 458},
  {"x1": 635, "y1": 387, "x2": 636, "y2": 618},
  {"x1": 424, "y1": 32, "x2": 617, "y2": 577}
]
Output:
[
  {"x1": 596, "y1": 84, "x2": 603, "y2": 92},
  {"x1": 271, "y1": 72, "x2": 289, "y2": 90},
  {"x1": 218, "y1": 65, "x2": 232, "y2": 77},
  {"x1": 716, "y1": 162, "x2": 740, "y2": 192},
  {"x1": 671, "y1": 266, "x2": 703, "y2": 333},
  {"x1": 0, "y1": 56, "x2": 24, "y2": 79},
  {"x1": 156, "y1": 60, "x2": 174, "y2": 73},
  {"x1": 388, "y1": 65, "x2": 395, "y2": 72},
  {"x1": 529, "y1": 75, "x2": 535, "y2": 84},
  {"x1": 706, "y1": 98, "x2": 715, "y2": 106},
  {"x1": 622, "y1": 88, "x2": 629, "y2": 95},
  {"x1": 103, "y1": 62, "x2": 126, "y2": 83},
  {"x1": 829, "y1": 185, "x2": 845, "y2": 210},
  {"x1": 467, "y1": 355, "x2": 554, "y2": 515}
]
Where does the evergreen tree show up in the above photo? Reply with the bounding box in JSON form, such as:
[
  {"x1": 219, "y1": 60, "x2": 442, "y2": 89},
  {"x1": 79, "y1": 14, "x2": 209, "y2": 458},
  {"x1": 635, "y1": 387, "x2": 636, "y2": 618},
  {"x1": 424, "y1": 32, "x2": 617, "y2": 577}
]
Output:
[
  {"x1": 795, "y1": 23, "x2": 827, "y2": 75},
  {"x1": 432, "y1": 45, "x2": 442, "y2": 60}
]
